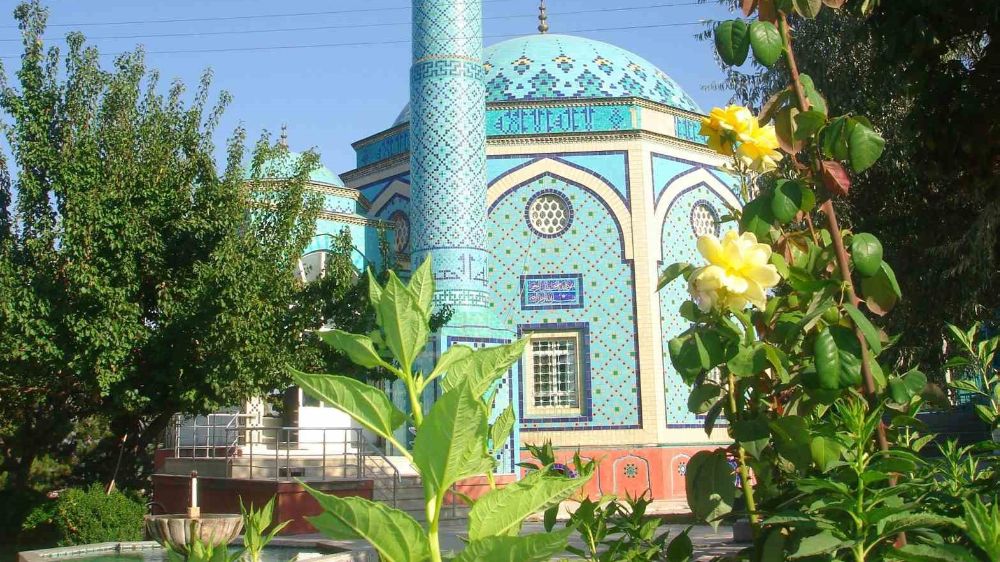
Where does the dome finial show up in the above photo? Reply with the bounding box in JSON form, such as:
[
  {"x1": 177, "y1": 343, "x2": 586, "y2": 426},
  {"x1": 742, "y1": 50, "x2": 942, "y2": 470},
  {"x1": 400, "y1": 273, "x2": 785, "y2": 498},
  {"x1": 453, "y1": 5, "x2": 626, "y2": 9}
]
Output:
[
  {"x1": 537, "y1": 0, "x2": 548, "y2": 34},
  {"x1": 279, "y1": 123, "x2": 288, "y2": 148}
]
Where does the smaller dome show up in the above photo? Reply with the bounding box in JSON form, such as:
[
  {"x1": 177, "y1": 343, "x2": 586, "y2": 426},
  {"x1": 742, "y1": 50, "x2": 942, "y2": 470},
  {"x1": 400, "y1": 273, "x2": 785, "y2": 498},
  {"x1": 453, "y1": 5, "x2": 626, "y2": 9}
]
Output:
[{"x1": 247, "y1": 150, "x2": 345, "y2": 187}]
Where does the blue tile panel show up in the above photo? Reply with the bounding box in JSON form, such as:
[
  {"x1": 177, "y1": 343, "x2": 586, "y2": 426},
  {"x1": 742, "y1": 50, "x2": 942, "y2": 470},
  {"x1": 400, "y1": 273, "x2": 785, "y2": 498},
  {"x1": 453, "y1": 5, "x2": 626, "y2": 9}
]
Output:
[
  {"x1": 488, "y1": 172, "x2": 640, "y2": 431},
  {"x1": 517, "y1": 322, "x2": 593, "y2": 425},
  {"x1": 374, "y1": 193, "x2": 411, "y2": 267},
  {"x1": 521, "y1": 274, "x2": 584, "y2": 310},
  {"x1": 487, "y1": 104, "x2": 634, "y2": 135},
  {"x1": 322, "y1": 193, "x2": 362, "y2": 215},
  {"x1": 356, "y1": 173, "x2": 410, "y2": 208},
  {"x1": 410, "y1": 0, "x2": 492, "y2": 321},
  {"x1": 674, "y1": 116, "x2": 708, "y2": 145},
  {"x1": 355, "y1": 128, "x2": 410, "y2": 168},
  {"x1": 658, "y1": 179, "x2": 737, "y2": 428}
]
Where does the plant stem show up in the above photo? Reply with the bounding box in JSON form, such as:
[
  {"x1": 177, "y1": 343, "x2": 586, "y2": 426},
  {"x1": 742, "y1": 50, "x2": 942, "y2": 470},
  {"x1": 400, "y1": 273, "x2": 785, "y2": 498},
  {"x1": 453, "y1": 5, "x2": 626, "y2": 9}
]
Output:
[
  {"x1": 427, "y1": 493, "x2": 443, "y2": 562},
  {"x1": 406, "y1": 379, "x2": 424, "y2": 428},
  {"x1": 727, "y1": 369, "x2": 760, "y2": 538}
]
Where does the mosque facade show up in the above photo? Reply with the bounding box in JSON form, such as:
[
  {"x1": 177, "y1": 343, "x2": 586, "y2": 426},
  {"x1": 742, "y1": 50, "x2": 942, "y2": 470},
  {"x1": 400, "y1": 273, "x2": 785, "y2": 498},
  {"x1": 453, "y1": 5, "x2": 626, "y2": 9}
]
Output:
[{"x1": 283, "y1": 0, "x2": 741, "y2": 499}]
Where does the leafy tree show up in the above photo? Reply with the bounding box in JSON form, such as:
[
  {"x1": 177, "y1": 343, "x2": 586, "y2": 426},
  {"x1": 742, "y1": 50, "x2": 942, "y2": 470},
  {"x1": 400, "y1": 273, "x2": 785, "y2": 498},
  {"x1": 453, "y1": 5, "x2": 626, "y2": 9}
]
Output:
[
  {"x1": 0, "y1": 0, "x2": 354, "y2": 493},
  {"x1": 703, "y1": 0, "x2": 999, "y2": 375}
]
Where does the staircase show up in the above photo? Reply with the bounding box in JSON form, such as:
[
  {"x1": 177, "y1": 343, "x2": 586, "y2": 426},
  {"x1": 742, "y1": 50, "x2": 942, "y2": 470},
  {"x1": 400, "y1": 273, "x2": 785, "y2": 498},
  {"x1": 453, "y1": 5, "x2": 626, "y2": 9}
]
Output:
[{"x1": 366, "y1": 456, "x2": 469, "y2": 521}]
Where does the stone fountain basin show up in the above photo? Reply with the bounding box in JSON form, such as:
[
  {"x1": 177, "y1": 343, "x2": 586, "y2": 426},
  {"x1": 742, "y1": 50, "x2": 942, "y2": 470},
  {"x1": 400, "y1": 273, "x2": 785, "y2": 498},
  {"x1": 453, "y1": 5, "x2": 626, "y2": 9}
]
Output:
[{"x1": 144, "y1": 514, "x2": 244, "y2": 555}]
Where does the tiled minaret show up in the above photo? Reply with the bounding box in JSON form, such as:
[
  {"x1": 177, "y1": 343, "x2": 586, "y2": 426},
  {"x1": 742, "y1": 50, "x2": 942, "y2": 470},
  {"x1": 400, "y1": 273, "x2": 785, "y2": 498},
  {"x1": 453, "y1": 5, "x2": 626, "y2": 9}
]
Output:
[{"x1": 409, "y1": 0, "x2": 492, "y2": 327}]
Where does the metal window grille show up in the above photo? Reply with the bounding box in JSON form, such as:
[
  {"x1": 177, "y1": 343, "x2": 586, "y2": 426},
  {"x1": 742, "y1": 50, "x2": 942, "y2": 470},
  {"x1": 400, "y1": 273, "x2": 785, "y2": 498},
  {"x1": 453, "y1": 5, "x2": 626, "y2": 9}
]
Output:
[{"x1": 531, "y1": 337, "x2": 579, "y2": 408}]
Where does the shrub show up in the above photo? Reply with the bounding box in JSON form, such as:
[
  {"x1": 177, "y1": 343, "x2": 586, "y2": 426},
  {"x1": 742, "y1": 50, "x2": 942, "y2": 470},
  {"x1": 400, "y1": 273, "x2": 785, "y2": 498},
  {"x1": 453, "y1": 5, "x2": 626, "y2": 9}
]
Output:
[{"x1": 22, "y1": 484, "x2": 145, "y2": 546}]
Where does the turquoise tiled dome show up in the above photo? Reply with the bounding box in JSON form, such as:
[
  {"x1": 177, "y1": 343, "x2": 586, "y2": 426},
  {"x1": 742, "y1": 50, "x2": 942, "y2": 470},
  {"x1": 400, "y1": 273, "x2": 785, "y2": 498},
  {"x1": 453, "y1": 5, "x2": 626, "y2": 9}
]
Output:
[
  {"x1": 247, "y1": 150, "x2": 345, "y2": 187},
  {"x1": 393, "y1": 33, "x2": 702, "y2": 126}
]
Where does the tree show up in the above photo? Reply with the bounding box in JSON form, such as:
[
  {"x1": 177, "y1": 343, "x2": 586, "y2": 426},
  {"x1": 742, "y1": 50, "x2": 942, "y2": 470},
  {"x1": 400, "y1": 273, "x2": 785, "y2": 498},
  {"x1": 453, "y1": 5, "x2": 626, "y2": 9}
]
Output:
[
  {"x1": 703, "y1": 0, "x2": 999, "y2": 375},
  {"x1": 0, "y1": 0, "x2": 353, "y2": 493}
]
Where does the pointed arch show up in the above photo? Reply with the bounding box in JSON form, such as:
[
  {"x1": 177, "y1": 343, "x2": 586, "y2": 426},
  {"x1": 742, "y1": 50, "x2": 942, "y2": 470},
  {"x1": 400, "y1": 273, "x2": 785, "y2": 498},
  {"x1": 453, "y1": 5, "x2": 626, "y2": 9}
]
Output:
[
  {"x1": 369, "y1": 179, "x2": 411, "y2": 217},
  {"x1": 653, "y1": 168, "x2": 741, "y2": 262}
]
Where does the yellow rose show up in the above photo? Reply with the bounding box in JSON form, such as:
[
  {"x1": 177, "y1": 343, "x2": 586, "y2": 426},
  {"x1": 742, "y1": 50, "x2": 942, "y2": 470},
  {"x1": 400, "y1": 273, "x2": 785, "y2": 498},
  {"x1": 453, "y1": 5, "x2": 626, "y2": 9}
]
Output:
[
  {"x1": 688, "y1": 231, "x2": 781, "y2": 312},
  {"x1": 736, "y1": 123, "x2": 783, "y2": 173},
  {"x1": 700, "y1": 105, "x2": 756, "y2": 156}
]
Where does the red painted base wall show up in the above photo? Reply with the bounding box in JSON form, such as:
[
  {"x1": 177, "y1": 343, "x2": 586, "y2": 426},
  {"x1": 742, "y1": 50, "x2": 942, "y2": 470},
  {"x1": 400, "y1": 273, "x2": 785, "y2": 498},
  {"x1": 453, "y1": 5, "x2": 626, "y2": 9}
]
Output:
[{"x1": 151, "y1": 475, "x2": 374, "y2": 535}]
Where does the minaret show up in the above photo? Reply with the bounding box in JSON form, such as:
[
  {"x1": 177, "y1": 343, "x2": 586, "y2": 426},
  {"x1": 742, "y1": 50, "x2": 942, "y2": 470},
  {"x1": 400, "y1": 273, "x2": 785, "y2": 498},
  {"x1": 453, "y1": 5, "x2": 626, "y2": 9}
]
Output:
[{"x1": 409, "y1": 0, "x2": 491, "y2": 327}]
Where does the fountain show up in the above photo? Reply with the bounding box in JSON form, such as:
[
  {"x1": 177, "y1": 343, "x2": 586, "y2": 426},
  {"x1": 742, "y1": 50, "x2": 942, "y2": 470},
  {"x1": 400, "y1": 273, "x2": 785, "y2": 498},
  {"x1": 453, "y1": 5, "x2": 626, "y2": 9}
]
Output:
[{"x1": 144, "y1": 472, "x2": 243, "y2": 555}]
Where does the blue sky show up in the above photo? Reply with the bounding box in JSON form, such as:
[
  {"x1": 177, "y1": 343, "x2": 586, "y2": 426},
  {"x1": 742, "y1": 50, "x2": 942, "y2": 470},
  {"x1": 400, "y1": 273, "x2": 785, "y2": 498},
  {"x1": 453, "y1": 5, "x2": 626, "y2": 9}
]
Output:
[{"x1": 0, "y1": 0, "x2": 738, "y2": 176}]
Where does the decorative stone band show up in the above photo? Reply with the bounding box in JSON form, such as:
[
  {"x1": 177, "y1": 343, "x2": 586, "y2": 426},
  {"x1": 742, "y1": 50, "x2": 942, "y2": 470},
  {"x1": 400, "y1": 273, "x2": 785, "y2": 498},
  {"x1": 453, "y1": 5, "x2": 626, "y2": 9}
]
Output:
[
  {"x1": 317, "y1": 210, "x2": 394, "y2": 229},
  {"x1": 410, "y1": 58, "x2": 486, "y2": 82}
]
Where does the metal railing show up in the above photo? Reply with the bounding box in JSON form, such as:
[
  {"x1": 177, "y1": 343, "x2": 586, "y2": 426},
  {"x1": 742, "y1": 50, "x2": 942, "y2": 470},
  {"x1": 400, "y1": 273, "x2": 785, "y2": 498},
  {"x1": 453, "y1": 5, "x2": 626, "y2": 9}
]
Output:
[{"x1": 166, "y1": 417, "x2": 401, "y2": 508}]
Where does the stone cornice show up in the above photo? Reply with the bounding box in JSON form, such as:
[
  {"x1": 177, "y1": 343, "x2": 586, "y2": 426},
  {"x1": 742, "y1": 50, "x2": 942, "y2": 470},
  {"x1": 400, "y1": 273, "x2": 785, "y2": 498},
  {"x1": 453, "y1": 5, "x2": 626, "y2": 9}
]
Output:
[
  {"x1": 341, "y1": 153, "x2": 410, "y2": 183},
  {"x1": 318, "y1": 210, "x2": 394, "y2": 229},
  {"x1": 486, "y1": 129, "x2": 719, "y2": 156},
  {"x1": 351, "y1": 123, "x2": 409, "y2": 151}
]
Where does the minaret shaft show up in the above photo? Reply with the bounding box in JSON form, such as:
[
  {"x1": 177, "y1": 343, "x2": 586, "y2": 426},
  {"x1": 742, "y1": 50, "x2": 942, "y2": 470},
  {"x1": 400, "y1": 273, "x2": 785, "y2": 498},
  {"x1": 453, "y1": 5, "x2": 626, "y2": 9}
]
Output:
[{"x1": 409, "y1": 0, "x2": 491, "y2": 324}]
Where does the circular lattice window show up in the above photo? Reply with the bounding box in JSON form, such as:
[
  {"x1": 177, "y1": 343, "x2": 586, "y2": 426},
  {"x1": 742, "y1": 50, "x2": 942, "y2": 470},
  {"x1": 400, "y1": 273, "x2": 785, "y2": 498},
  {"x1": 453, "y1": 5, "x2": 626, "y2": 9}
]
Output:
[
  {"x1": 526, "y1": 192, "x2": 572, "y2": 237},
  {"x1": 390, "y1": 210, "x2": 410, "y2": 254},
  {"x1": 690, "y1": 201, "x2": 720, "y2": 238}
]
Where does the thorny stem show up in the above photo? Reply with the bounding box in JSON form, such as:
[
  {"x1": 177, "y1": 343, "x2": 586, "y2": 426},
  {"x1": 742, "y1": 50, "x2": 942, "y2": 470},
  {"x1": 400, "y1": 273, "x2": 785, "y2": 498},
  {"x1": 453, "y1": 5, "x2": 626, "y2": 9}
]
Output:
[{"x1": 779, "y1": 9, "x2": 902, "y2": 546}]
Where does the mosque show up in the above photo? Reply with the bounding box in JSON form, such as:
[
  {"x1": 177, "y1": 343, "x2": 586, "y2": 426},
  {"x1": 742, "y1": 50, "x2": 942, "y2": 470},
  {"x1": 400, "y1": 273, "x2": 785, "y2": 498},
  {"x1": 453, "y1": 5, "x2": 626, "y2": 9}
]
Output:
[{"x1": 171, "y1": 0, "x2": 742, "y2": 503}]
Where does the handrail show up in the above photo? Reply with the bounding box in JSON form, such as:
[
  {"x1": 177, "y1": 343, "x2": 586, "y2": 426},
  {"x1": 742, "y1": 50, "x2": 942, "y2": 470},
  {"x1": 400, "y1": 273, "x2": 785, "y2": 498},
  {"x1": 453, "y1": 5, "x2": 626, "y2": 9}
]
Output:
[{"x1": 358, "y1": 433, "x2": 401, "y2": 509}]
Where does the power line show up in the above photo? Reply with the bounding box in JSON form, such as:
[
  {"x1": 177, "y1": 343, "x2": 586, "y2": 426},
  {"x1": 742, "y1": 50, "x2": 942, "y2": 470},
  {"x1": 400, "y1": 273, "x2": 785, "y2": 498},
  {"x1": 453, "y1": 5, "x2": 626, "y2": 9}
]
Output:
[
  {"x1": 0, "y1": 2, "x2": 704, "y2": 43},
  {"x1": 0, "y1": 21, "x2": 708, "y2": 59},
  {"x1": 34, "y1": 0, "x2": 521, "y2": 28}
]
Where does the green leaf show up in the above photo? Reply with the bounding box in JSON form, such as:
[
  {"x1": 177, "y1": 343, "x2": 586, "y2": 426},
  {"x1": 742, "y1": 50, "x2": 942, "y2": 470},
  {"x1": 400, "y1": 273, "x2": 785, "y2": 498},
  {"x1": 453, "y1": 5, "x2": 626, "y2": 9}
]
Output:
[
  {"x1": 792, "y1": 0, "x2": 823, "y2": 18},
  {"x1": 407, "y1": 256, "x2": 435, "y2": 317},
  {"x1": 452, "y1": 528, "x2": 574, "y2": 562},
  {"x1": 861, "y1": 261, "x2": 901, "y2": 316},
  {"x1": 848, "y1": 119, "x2": 885, "y2": 172},
  {"x1": 771, "y1": 180, "x2": 806, "y2": 224},
  {"x1": 665, "y1": 528, "x2": 694, "y2": 562},
  {"x1": 658, "y1": 262, "x2": 693, "y2": 290},
  {"x1": 769, "y1": 416, "x2": 812, "y2": 471},
  {"x1": 684, "y1": 449, "x2": 734, "y2": 529},
  {"x1": 291, "y1": 369, "x2": 406, "y2": 446},
  {"x1": 424, "y1": 344, "x2": 474, "y2": 389},
  {"x1": 888, "y1": 370, "x2": 927, "y2": 404},
  {"x1": 489, "y1": 405, "x2": 516, "y2": 451},
  {"x1": 760, "y1": 528, "x2": 788, "y2": 562},
  {"x1": 367, "y1": 268, "x2": 383, "y2": 324},
  {"x1": 669, "y1": 334, "x2": 703, "y2": 384},
  {"x1": 740, "y1": 194, "x2": 775, "y2": 240},
  {"x1": 788, "y1": 530, "x2": 847, "y2": 558},
  {"x1": 468, "y1": 469, "x2": 591, "y2": 540},
  {"x1": 843, "y1": 302, "x2": 883, "y2": 355},
  {"x1": 440, "y1": 338, "x2": 529, "y2": 397},
  {"x1": 379, "y1": 271, "x2": 430, "y2": 371},
  {"x1": 799, "y1": 74, "x2": 828, "y2": 114},
  {"x1": 890, "y1": 543, "x2": 978, "y2": 562},
  {"x1": 813, "y1": 328, "x2": 842, "y2": 391},
  {"x1": 851, "y1": 233, "x2": 884, "y2": 277},
  {"x1": 732, "y1": 417, "x2": 770, "y2": 459},
  {"x1": 819, "y1": 116, "x2": 849, "y2": 160},
  {"x1": 809, "y1": 434, "x2": 843, "y2": 472},
  {"x1": 412, "y1": 381, "x2": 492, "y2": 499},
  {"x1": 303, "y1": 486, "x2": 430, "y2": 562},
  {"x1": 688, "y1": 383, "x2": 723, "y2": 415},
  {"x1": 876, "y1": 512, "x2": 956, "y2": 538},
  {"x1": 714, "y1": 20, "x2": 751, "y2": 66},
  {"x1": 961, "y1": 498, "x2": 1000, "y2": 562},
  {"x1": 727, "y1": 344, "x2": 767, "y2": 378},
  {"x1": 749, "y1": 21, "x2": 782, "y2": 66},
  {"x1": 793, "y1": 110, "x2": 826, "y2": 140},
  {"x1": 317, "y1": 330, "x2": 386, "y2": 369}
]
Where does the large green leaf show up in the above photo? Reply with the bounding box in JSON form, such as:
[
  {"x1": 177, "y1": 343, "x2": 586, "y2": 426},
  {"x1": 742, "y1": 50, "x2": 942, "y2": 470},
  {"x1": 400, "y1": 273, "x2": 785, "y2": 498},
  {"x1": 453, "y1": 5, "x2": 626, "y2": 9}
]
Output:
[
  {"x1": 451, "y1": 528, "x2": 573, "y2": 562},
  {"x1": 291, "y1": 369, "x2": 406, "y2": 445},
  {"x1": 809, "y1": 434, "x2": 843, "y2": 472},
  {"x1": 760, "y1": 528, "x2": 787, "y2": 562},
  {"x1": 732, "y1": 417, "x2": 770, "y2": 459},
  {"x1": 379, "y1": 272, "x2": 430, "y2": 371},
  {"x1": 819, "y1": 116, "x2": 849, "y2": 160},
  {"x1": 771, "y1": 180, "x2": 805, "y2": 224},
  {"x1": 407, "y1": 256, "x2": 435, "y2": 316},
  {"x1": 792, "y1": 0, "x2": 823, "y2": 18},
  {"x1": 848, "y1": 119, "x2": 885, "y2": 172},
  {"x1": 684, "y1": 449, "x2": 734, "y2": 528},
  {"x1": 769, "y1": 416, "x2": 812, "y2": 471},
  {"x1": 317, "y1": 330, "x2": 385, "y2": 369},
  {"x1": 788, "y1": 530, "x2": 847, "y2": 559},
  {"x1": 851, "y1": 233, "x2": 884, "y2": 277},
  {"x1": 793, "y1": 110, "x2": 826, "y2": 141},
  {"x1": 728, "y1": 343, "x2": 768, "y2": 377},
  {"x1": 658, "y1": 262, "x2": 693, "y2": 290},
  {"x1": 890, "y1": 543, "x2": 978, "y2": 562},
  {"x1": 799, "y1": 74, "x2": 828, "y2": 115},
  {"x1": 440, "y1": 338, "x2": 528, "y2": 397},
  {"x1": 962, "y1": 498, "x2": 1000, "y2": 562},
  {"x1": 749, "y1": 21, "x2": 782, "y2": 67},
  {"x1": 412, "y1": 382, "x2": 491, "y2": 500},
  {"x1": 875, "y1": 512, "x2": 956, "y2": 538},
  {"x1": 668, "y1": 334, "x2": 703, "y2": 384},
  {"x1": 842, "y1": 302, "x2": 883, "y2": 355},
  {"x1": 813, "y1": 328, "x2": 842, "y2": 391},
  {"x1": 367, "y1": 268, "x2": 383, "y2": 324},
  {"x1": 303, "y1": 486, "x2": 430, "y2": 562},
  {"x1": 861, "y1": 261, "x2": 901, "y2": 316},
  {"x1": 714, "y1": 20, "x2": 750, "y2": 66},
  {"x1": 688, "y1": 383, "x2": 723, "y2": 415},
  {"x1": 468, "y1": 469, "x2": 590, "y2": 540},
  {"x1": 489, "y1": 405, "x2": 516, "y2": 452},
  {"x1": 888, "y1": 370, "x2": 927, "y2": 404},
  {"x1": 424, "y1": 344, "x2": 474, "y2": 389},
  {"x1": 740, "y1": 194, "x2": 776, "y2": 240}
]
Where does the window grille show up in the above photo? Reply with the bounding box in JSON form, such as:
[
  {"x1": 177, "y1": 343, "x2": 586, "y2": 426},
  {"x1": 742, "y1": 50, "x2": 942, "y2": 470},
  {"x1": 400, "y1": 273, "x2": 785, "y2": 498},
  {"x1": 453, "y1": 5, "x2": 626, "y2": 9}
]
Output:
[{"x1": 530, "y1": 337, "x2": 580, "y2": 409}]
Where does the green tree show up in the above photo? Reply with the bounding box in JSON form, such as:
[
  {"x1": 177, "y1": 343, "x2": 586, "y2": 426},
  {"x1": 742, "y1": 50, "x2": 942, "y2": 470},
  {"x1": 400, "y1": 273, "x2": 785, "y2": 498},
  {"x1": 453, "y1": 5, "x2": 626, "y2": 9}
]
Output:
[
  {"x1": 703, "y1": 0, "x2": 999, "y2": 375},
  {"x1": 0, "y1": 0, "x2": 352, "y2": 493}
]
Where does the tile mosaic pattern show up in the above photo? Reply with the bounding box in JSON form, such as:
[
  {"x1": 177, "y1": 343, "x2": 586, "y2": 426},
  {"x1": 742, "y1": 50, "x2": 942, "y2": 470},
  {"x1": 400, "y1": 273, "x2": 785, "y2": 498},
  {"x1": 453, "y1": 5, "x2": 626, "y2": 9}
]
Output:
[
  {"x1": 489, "y1": 152, "x2": 630, "y2": 203},
  {"x1": 674, "y1": 115, "x2": 708, "y2": 145},
  {"x1": 488, "y1": 173, "x2": 640, "y2": 431},
  {"x1": 355, "y1": 129, "x2": 410, "y2": 168},
  {"x1": 394, "y1": 33, "x2": 701, "y2": 127},
  {"x1": 486, "y1": 104, "x2": 633, "y2": 135},
  {"x1": 659, "y1": 183, "x2": 736, "y2": 427},
  {"x1": 409, "y1": 0, "x2": 492, "y2": 317}
]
